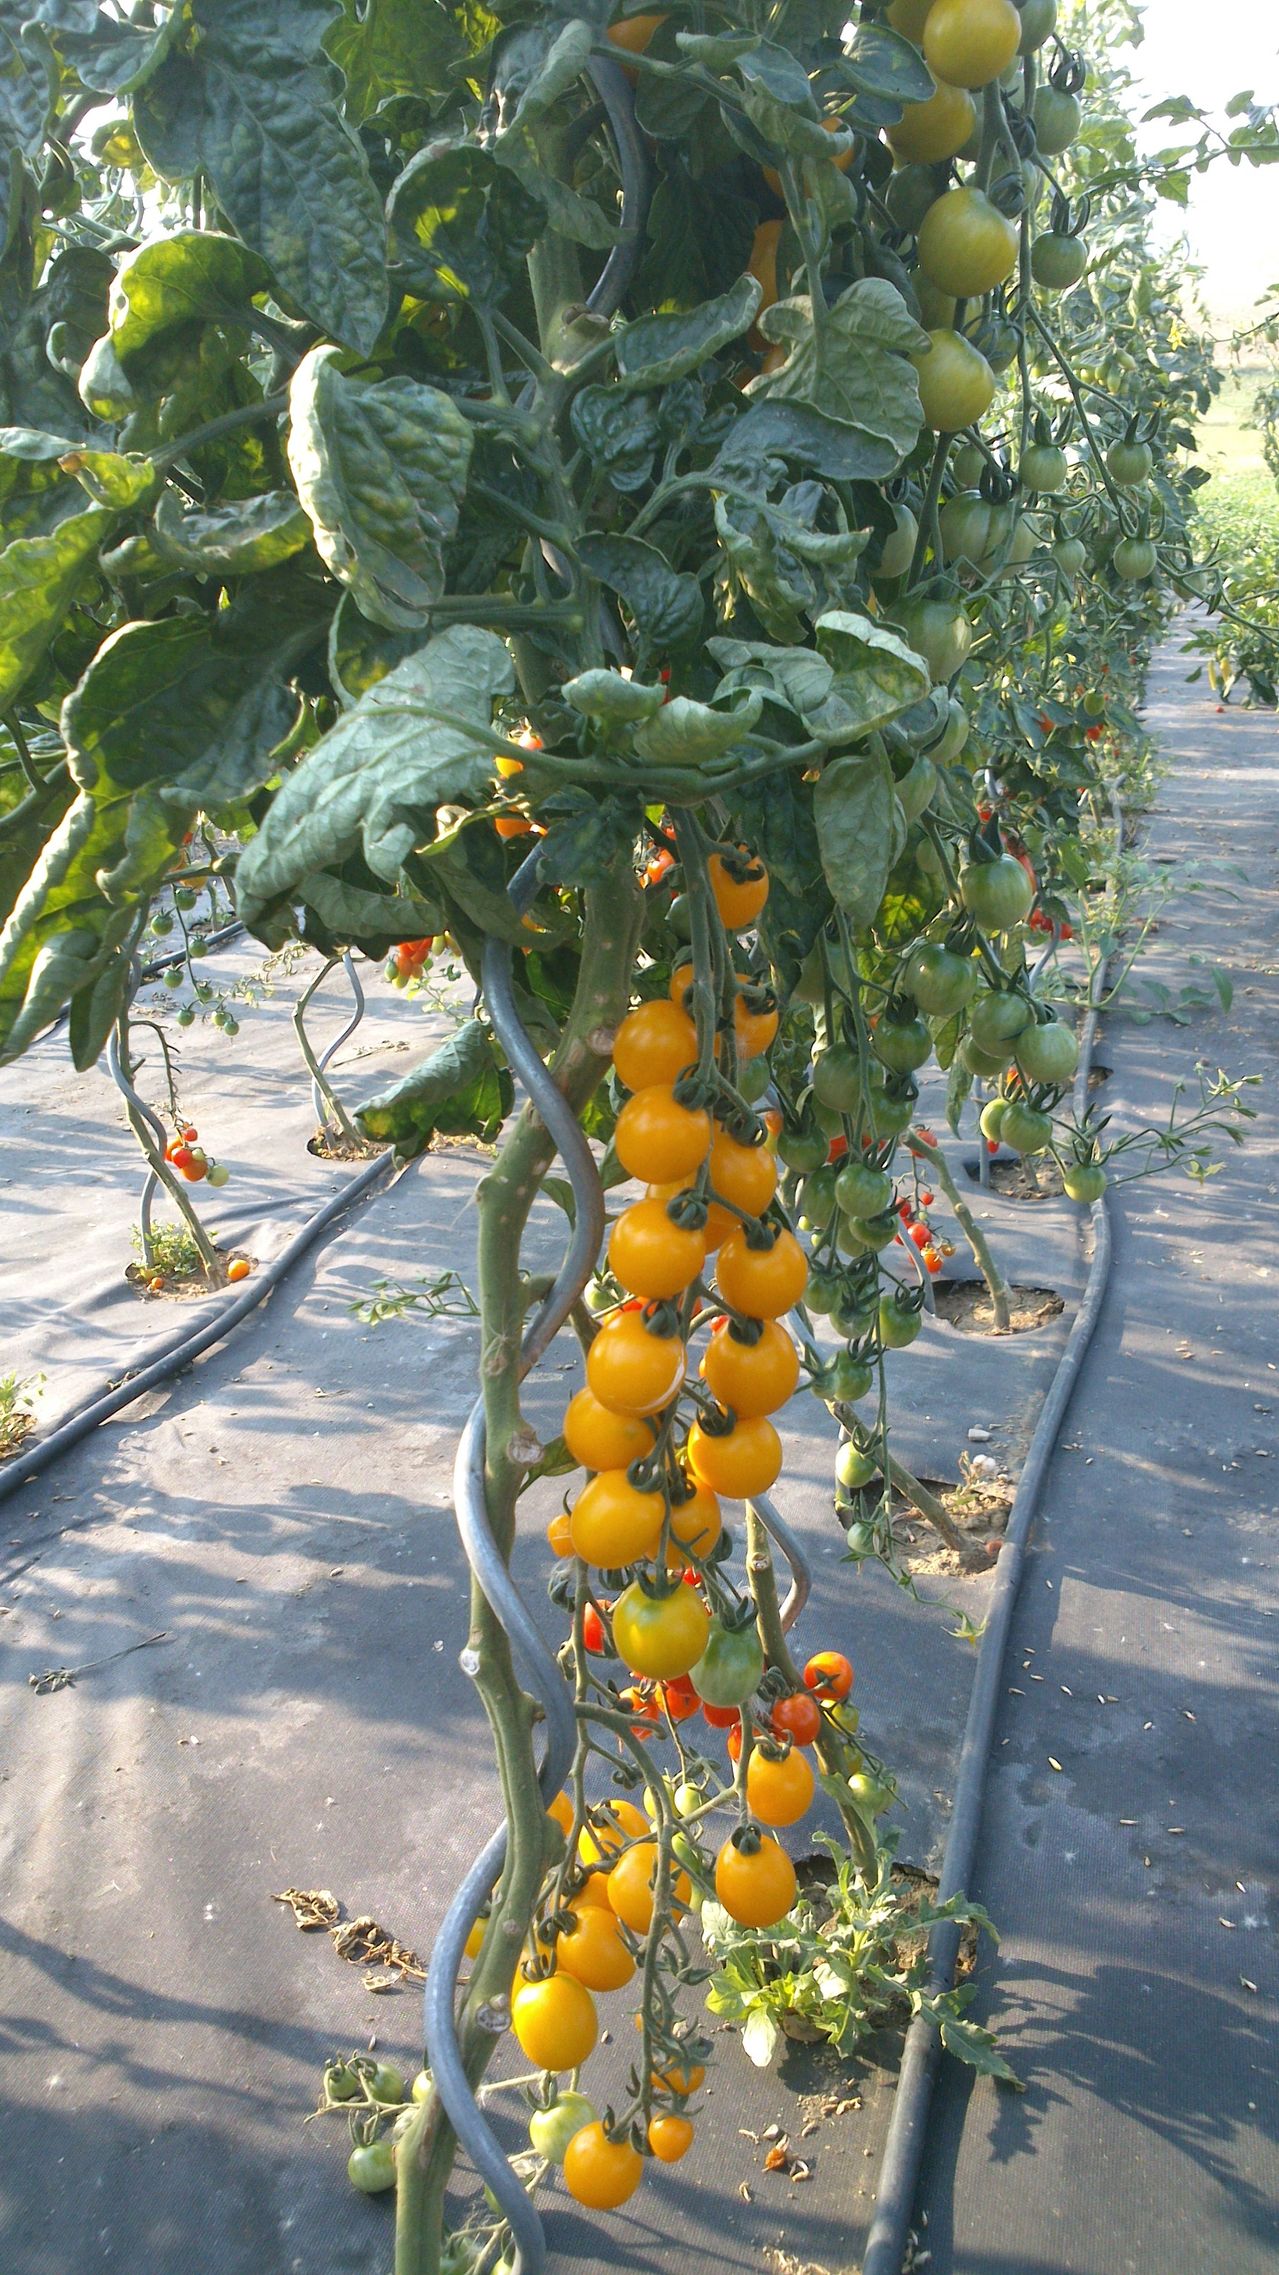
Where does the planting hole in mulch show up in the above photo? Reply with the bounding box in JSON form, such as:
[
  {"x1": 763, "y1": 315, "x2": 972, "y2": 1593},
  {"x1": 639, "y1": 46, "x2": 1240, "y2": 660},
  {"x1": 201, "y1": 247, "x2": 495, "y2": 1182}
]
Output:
[
  {"x1": 933, "y1": 1278, "x2": 1065, "y2": 1334},
  {"x1": 125, "y1": 1253, "x2": 252, "y2": 1301},
  {"x1": 889, "y1": 1462, "x2": 1013, "y2": 1577},
  {"x1": 964, "y1": 1151, "x2": 1065, "y2": 1200},
  {"x1": 307, "y1": 1128, "x2": 383, "y2": 1162}
]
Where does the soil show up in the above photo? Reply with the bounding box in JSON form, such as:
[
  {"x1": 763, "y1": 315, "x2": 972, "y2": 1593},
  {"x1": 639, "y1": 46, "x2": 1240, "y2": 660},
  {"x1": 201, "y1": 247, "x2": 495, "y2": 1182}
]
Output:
[
  {"x1": 932, "y1": 1278, "x2": 1065, "y2": 1334},
  {"x1": 307, "y1": 1127, "x2": 383, "y2": 1162},
  {"x1": 964, "y1": 1152, "x2": 1065, "y2": 1200},
  {"x1": 890, "y1": 1468, "x2": 1014, "y2": 1579},
  {"x1": 125, "y1": 1253, "x2": 252, "y2": 1301}
]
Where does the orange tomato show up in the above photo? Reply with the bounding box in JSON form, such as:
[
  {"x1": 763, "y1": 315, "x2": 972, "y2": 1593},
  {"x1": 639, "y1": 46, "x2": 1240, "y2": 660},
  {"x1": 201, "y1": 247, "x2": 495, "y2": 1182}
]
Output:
[
  {"x1": 585, "y1": 1307, "x2": 686, "y2": 1418},
  {"x1": 613, "y1": 999, "x2": 698, "y2": 1091},
  {"x1": 715, "y1": 1225, "x2": 808, "y2": 1316},
  {"x1": 562, "y1": 1387, "x2": 656, "y2": 1473}
]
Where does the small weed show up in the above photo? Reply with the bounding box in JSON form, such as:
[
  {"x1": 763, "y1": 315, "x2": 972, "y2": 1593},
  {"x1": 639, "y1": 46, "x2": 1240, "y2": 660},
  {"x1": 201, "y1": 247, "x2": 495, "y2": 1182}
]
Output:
[
  {"x1": 131, "y1": 1221, "x2": 204, "y2": 1278},
  {"x1": 351, "y1": 1271, "x2": 478, "y2": 1326},
  {"x1": 0, "y1": 1372, "x2": 43, "y2": 1459}
]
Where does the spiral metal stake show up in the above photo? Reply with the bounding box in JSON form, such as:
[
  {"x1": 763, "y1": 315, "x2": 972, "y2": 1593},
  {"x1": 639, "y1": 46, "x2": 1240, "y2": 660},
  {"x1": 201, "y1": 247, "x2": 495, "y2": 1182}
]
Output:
[
  {"x1": 107, "y1": 1024, "x2": 168, "y2": 1264},
  {"x1": 305, "y1": 951, "x2": 368, "y2": 1131},
  {"x1": 423, "y1": 850, "x2": 605, "y2": 2275}
]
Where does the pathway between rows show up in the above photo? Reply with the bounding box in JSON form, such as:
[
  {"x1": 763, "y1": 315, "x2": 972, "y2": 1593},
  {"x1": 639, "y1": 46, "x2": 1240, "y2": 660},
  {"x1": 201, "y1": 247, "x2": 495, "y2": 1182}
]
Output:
[{"x1": 919, "y1": 632, "x2": 1279, "y2": 2274}]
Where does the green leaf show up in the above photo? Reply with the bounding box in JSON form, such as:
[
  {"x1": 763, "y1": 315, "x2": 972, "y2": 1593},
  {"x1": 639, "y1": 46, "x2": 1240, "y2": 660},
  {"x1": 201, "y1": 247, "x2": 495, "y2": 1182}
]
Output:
[
  {"x1": 755, "y1": 279, "x2": 927, "y2": 462},
  {"x1": 814, "y1": 611, "x2": 931, "y2": 738},
  {"x1": 494, "y1": 18, "x2": 595, "y2": 131},
  {"x1": 715, "y1": 398, "x2": 901, "y2": 483},
  {"x1": 357, "y1": 1017, "x2": 511, "y2": 1150},
  {"x1": 577, "y1": 532, "x2": 703, "y2": 651},
  {"x1": 151, "y1": 487, "x2": 311, "y2": 575},
  {"x1": 0, "y1": 12, "x2": 56, "y2": 255},
  {"x1": 0, "y1": 504, "x2": 113, "y2": 709},
  {"x1": 562, "y1": 669, "x2": 667, "y2": 724},
  {"x1": 632, "y1": 689, "x2": 763, "y2": 766},
  {"x1": 134, "y1": 0, "x2": 388, "y2": 353},
  {"x1": 613, "y1": 275, "x2": 762, "y2": 390},
  {"x1": 327, "y1": 594, "x2": 428, "y2": 703},
  {"x1": 60, "y1": 8, "x2": 183, "y2": 96},
  {"x1": 287, "y1": 346, "x2": 473, "y2": 631},
  {"x1": 945, "y1": 1054, "x2": 973, "y2": 1134},
  {"x1": 812, "y1": 751, "x2": 904, "y2": 927},
  {"x1": 234, "y1": 623, "x2": 515, "y2": 927},
  {"x1": 107, "y1": 231, "x2": 271, "y2": 367},
  {"x1": 325, "y1": 0, "x2": 464, "y2": 122},
  {"x1": 569, "y1": 385, "x2": 661, "y2": 493},
  {"x1": 838, "y1": 22, "x2": 934, "y2": 114},
  {"x1": 937, "y1": 2012, "x2": 1022, "y2": 2087},
  {"x1": 388, "y1": 140, "x2": 545, "y2": 307},
  {"x1": 61, "y1": 608, "x2": 313, "y2": 810},
  {"x1": 298, "y1": 864, "x2": 443, "y2": 956}
]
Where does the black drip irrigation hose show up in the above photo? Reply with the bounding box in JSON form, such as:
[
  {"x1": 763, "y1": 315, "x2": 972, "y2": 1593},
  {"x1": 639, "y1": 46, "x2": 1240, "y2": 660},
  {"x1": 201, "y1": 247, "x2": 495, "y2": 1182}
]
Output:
[
  {"x1": 0, "y1": 1147, "x2": 399, "y2": 1510},
  {"x1": 861, "y1": 956, "x2": 1114, "y2": 2275}
]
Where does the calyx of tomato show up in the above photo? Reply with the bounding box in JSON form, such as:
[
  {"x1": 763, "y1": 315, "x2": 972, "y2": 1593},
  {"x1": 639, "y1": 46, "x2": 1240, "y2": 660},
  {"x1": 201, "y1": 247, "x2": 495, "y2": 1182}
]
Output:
[
  {"x1": 1048, "y1": 43, "x2": 1087, "y2": 92},
  {"x1": 665, "y1": 1189, "x2": 709, "y2": 1232},
  {"x1": 988, "y1": 168, "x2": 1027, "y2": 220}
]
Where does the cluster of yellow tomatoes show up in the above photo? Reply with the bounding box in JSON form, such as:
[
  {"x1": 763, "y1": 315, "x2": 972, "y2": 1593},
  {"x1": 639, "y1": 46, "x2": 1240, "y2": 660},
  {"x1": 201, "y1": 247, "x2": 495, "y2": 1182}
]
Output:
[{"x1": 518, "y1": 845, "x2": 864, "y2": 2211}]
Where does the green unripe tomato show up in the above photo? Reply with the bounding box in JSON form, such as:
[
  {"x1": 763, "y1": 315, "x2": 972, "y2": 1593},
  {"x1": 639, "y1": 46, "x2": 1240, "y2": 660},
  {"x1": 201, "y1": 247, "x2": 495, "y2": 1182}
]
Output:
[
  {"x1": 1001, "y1": 1102, "x2": 1054, "y2": 1155},
  {"x1": 1017, "y1": 0, "x2": 1057, "y2": 52},
  {"x1": 162, "y1": 967, "x2": 183, "y2": 991},
  {"x1": 1014, "y1": 1017, "x2": 1079, "y2": 1085},
  {"x1": 968, "y1": 988, "x2": 1031, "y2": 1051},
  {"x1": 1053, "y1": 536, "x2": 1087, "y2": 578},
  {"x1": 812, "y1": 1096, "x2": 846, "y2": 1139},
  {"x1": 691, "y1": 1617, "x2": 765, "y2": 1708},
  {"x1": 325, "y1": 2062, "x2": 360, "y2": 2102},
  {"x1": 886, "y1": 162, "x2": 943, "y2": 234},
  {"x1": 951, "y1": 443, "x2": 985, "y2": 487},
  {"x1": 901, "y1": 941, "x2": 978, "y2": 1017},
  {"x1": 1019, "y1": 443, "x2": 1067, "y2": 495},
  {"x1": 528, "y1": 2094, "x2": 597, "y2": 2164},
  {"x1": 812, "y1": 1044, "x2": 863, "y2": 1114},
  {"x1": 188, "y1": 935, "x2": 208, "y2": 958},
  {"x1": 874, "y1": 1013, "x2": 932, "y2": 1074},
  {"x1": 835, "y1": 1161, "x2": 894, "y2": 1220},
  {"x1": 979, "y1": 1096, "x2": 1007, "y2": 1142},
  {"x1": 931, "y1": 696, "x2": 970, "y2": 765},
  {"x1": 666, "y1": 891, "x2": 694, "y2": 941},
  {"x1": 896, "y1": 752, "x2": 938, "y2": 826},
  {"x1": 207, "y1": 1161, "x2": 230, "y2": 1187},
  {"x1": 868, "y1": 1090, "x2": 916, "y2": 1140},
  {"x1": 877, "y1": 503, "x2": 918, "y2": 581},
  {"x1": 1032, "y1": 83, "x2": 1080, "y2": 154},
  {"x1": 1063, "y1": 1161, "x2": 1107, "y2": 1203},
  {"x1": 878, "y1": 1290, "x2": 923, "y2": 1349},
  {"x1": 890, "y1": 594, "x2": 974, "y2": 683},
  {"x1": 844, "y1": 1521, "x2": 878, "y2": 1558},
  {"x1": 848, "y1": 1770, "x2": 893, "y2": 1817},
  {"x1": 176, "y1": 1006, "x2": 195, "y2": 1028},
  {"x1": 817, "y1": 1350, "x2": 875, "y2": 1403},
  {"x1": 173, "y1": 887, "x2": 198, "y2": 912},
  {"x1": 221, "y1": 1015, "x2": 240, "y2": 1037},
  {"x1": 838, "y1": 1206, "x2": 900, "y2": 1255},
  {"x1": 959, "y1": 855, "x2": 1035, "y2": 931},
  {"x1": 348, "y1": 2139, "x2": 396, "y2": 2195},
  {"x1": 777, "y1": 1125, "x2": 828, "y2": 1173},
  {"x1": 1031, "y1": 232, "x2": 1088, "y2": 292},
  {"x1": 798, "y1": 1164, "x2": 840, "y2": 1231},
  {"x1": 736, "y1": 1053, "x2": 771, "y2": 1102},
  {"x1": 1107, "y1": 438, "x2": 1153, "y2": 487},
  {"x1": 674, "y1": 1779, "x2": 702, "y2": 1817},
  {"x1": 150, "y1": 910, "x2": 174, "y2": 936},
  {"x1": 368, "y1": 2063, "x2": 406, "y2": 2105},
  {"x1": 959, "y1": 1034, "x2": 1013, "y2": 1079},
  {"x1": 940, "y1": 491, "x2": 996, "y2": 569},
  {"x1": 411, "y1": 2070, "x2": 432, "y2": 2104},
  {"x1": 1113, "y1": 536, "x2": 1156, "y2": 581},
  {"x1": 836, "y1": 1439, "x2": 879, "y2": 1491},
  {"x1": 804, "y1": 1263, "x2": 842, "y2": 1317}
]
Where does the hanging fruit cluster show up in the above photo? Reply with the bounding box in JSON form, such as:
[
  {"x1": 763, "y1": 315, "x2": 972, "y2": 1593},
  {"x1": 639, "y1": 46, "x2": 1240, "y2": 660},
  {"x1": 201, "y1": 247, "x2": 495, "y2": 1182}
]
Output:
[{"x1": 163, "y1": 1123, "x2": 231, "y2": 1188}]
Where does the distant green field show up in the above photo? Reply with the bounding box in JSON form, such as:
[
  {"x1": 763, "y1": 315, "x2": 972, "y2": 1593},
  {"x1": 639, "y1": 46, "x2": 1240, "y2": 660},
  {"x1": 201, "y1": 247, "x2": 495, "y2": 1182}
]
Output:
[{"x1": 1197, "y1": 357, "x2": 1269, "y2": 481}]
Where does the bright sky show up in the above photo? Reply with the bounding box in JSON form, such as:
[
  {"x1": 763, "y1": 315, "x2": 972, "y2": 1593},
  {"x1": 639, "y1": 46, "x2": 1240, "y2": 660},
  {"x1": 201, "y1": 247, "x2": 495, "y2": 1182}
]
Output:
[{"x1": 1128, "y1": 0, "x2": 1279, "y2": 332}]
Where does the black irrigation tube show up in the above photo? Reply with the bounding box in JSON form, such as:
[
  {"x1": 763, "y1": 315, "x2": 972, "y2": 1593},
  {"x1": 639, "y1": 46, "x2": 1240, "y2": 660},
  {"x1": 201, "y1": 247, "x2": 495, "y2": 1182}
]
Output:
[
  {"x1": 861, "y1": 955, "x2": 1114, "y2": 2275},
  {"x1": 0, "y1": 1147, "x2": 399, "y2": 1509}
]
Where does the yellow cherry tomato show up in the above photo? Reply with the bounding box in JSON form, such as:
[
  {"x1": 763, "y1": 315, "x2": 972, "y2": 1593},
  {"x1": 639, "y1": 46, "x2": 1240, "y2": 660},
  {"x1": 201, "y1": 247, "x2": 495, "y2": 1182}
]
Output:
[
  {"x1": 687, "y1": 1414, "x2": 783, "y2": 1498},
  {"x1": 746, "y1": 1744, "x2": 816, "y2": 1827},
  {"x1": 563, "y1": 2120, "x2": 644, "y2": 2208},
  {"x1": 714, "y1": 1830, "x2": 797, "y2": 1927},
  {"x1": 613, "y1": 999, "x2": 698, "y2": 1090},
  {"x1": 700, "y1": 1318, "x2": 799, "y2": 1418},
  {"x1": 608, "y1": 1197, "x2": 706, "y2": 1300},
  {"x1": 511, "y1": 1972, "x2": 598, "y2": 2071},
  {"x1": 562, "y1": 1387, "x2": 656, "y2": 1472},
  {"x1": 585, "y1": 1307, "x2": 686, "y2": 1418},
  {"x1": 648, "y1": 2113, "x2": 695, "y2": 2162},
  {"x1": 665, "y1": 1480, "x2": 722, "y2": 1560},
  {"x1": 555, "y1": 1899, "x2": 637, "y2": 1992},
  {"x1": 923, "y1": 0, "x2": 1021, "y2": 87},
  {"x1": 578, "y1": 1797, "x2": 650, "y2": 1868},
  {"x1": 715, "y1": 1225, "x2": 809, "y2": 1316},
  {"x1": 614, "y1": 1084, "x2": 711, "y2": 1184},
  {"x1": 607, "y1": 1840, "x2": 691, "y2": 1934},
  {"x1": 885, "y1": 79, "x2": 976, "y2": 163},
  {"x1": 707, "y1": 850, "x2": 769, "y2": 929},
  {"x1": 569, "y1": 1470, "x2": 666, "y2": 1566}
]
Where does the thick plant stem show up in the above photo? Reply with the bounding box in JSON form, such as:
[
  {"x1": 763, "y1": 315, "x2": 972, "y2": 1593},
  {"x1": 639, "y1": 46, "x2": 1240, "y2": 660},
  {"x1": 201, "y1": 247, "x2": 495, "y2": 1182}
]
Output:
[
  {"x1": 883, "y1": 1448, "x2": 968, "y2": 1558},
  {"x1": 293, "y1": 959, "x2": 363, "y2": 1145},
  {"x1": 394, "y1": 861, "x2": 643, "y2": 2275},
  {"x1": 908, "y1": 1131, "x2": 1012, "y2": 1332},
  {"x1": 744, "y1": 1506, "x2": 879, "y2": 1883}
]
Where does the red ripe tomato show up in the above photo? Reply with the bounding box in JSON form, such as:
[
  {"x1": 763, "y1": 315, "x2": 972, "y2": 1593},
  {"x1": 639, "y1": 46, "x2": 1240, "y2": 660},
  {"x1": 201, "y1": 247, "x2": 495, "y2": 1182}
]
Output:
[
  {"x1": 803, "y1": 1650, "x2": 854, "y2": 1702},
  {"x1": 170, "y1": 1145, "x2": 193, "y2": 1171},
  {"x1": 702, "y1": 1701, "x2": 741, "y2": 1730},
  {"x1": 770, "y1": 1690, "x2": 823, "y2": 1747},
  {"x1": 908, "y1": 1222, "x2": 930, "y2": 1249}
]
